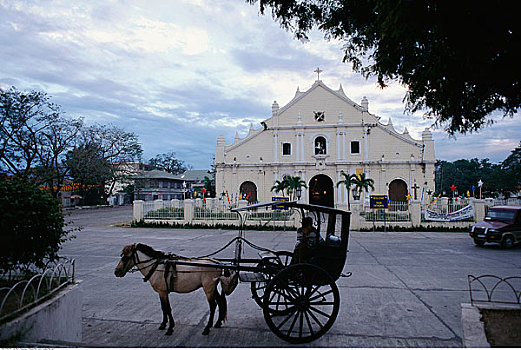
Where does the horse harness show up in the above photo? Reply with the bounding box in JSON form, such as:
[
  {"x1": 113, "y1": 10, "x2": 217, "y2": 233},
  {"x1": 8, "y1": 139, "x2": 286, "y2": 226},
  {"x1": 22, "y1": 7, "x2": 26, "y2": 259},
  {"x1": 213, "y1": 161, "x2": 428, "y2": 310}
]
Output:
[
  {"x1": 129, "y1": 245, "x2": 229, "y2": 292},
  {"x1": 130, "y1": 246, "x2": 179, "y2": 292}
]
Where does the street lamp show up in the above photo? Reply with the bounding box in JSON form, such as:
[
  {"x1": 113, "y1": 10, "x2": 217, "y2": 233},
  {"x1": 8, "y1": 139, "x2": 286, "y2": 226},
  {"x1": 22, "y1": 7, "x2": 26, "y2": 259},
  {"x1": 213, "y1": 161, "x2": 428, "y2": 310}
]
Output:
[
  {"x1": 182, "y1": 181, "x2": 186, "y2": 200},
  {"x1": 352, "y1": 187, "x2": 360, "y2": 201},
  {"x1": 296, "y1": 187, "x2": 302, "y2": 201}
]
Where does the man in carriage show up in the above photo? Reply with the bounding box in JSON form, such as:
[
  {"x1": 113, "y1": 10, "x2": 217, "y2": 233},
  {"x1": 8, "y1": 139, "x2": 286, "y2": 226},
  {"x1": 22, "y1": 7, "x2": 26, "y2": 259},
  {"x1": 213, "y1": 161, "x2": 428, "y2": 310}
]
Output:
[{"x1": 293, "y1": 216, "x2": 324, "y2": 263}]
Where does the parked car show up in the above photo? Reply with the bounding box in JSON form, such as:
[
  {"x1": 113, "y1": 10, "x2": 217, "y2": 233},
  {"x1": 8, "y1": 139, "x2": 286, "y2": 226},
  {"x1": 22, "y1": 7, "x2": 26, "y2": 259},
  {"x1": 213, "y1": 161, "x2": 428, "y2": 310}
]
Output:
[{"x1": 469, "y1": 206, "x2": 521, "y2": 248}]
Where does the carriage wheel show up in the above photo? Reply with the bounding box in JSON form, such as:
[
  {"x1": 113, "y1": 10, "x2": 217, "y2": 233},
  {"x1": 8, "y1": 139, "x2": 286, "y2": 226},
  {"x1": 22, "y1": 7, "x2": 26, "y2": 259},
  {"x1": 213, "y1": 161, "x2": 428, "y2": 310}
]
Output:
[
  {"x1": 251, "y1": 251, "x2": 293, "y2": 309},
  {"x1": 262, "y1": 264, "x2": 340, "y2": 343}
]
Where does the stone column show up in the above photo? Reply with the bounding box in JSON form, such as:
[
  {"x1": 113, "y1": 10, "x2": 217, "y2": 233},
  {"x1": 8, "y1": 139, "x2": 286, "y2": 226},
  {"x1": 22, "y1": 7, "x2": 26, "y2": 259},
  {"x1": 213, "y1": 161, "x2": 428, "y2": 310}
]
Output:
[
  {"x1": 133, "y1": 200, "x2": 144, "y2": 222},
  {"x1": 350, "y1": 200, "x2": 361, "y2": 230},
  {"x1": 472, "y1": 199, "x2": 485, "y2": 223},
  {"x1": 184, "y1": 199, "x2": 194, "y2": 222},
  {"x1": 409, "y1": 200, "x2": 422, "y2": 227}
]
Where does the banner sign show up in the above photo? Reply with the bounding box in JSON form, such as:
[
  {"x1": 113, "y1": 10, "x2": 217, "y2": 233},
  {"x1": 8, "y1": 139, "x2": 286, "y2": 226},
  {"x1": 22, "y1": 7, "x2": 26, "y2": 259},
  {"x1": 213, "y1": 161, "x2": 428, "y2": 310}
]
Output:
[
  {"x1": 370, "y1": 195, "x2": 388, "y2": 209},
  {"x1": 424, "y1": 205, "x2": 474, "y2": 222},
  {"x1": 272, "y1": 196, "x2": 289, "y2": 210}
]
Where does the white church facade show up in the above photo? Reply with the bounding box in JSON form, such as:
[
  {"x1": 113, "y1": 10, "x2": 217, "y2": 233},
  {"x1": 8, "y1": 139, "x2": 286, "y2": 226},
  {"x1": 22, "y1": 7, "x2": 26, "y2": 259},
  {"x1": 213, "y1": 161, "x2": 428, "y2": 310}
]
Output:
[{"x1": 214, "y1": 77, "x2": 436, "y2": 208}]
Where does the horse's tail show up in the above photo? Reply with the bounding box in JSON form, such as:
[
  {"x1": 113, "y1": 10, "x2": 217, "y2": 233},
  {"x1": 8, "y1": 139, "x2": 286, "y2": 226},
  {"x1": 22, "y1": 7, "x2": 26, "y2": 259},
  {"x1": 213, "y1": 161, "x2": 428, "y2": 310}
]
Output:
[{"x1": 220, "y1": 269, "x2": 239, "y2": 296}]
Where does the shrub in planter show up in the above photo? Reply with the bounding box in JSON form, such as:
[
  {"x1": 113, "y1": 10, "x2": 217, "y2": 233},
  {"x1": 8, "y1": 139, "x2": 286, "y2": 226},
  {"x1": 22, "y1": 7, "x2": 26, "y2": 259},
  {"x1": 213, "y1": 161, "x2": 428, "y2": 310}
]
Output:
[{"x1": 0, "y1": 175, "x2": 72, "y2": 277}]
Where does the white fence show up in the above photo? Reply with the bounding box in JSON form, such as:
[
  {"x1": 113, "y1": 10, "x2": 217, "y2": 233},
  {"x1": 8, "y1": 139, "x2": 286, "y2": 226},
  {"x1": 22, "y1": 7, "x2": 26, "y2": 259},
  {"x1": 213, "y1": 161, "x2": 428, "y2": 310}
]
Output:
[{"x1": 133, "y1": 197, "x2": 520, "y2": 230}]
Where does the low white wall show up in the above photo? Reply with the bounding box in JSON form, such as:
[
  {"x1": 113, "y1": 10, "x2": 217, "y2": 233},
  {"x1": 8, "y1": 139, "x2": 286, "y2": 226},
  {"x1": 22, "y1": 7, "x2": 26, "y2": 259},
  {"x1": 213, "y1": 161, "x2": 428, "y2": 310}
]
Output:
[{"x1": 0, "y1": 282, "x2": 82, "y2": 344}]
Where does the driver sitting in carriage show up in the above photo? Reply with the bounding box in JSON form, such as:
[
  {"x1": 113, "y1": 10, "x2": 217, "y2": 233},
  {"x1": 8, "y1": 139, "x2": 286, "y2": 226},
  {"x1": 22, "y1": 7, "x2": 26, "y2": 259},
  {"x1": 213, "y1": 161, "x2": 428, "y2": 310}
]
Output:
[{"x1": 293, "y1": 216, "x2": 324, "y2": 264}]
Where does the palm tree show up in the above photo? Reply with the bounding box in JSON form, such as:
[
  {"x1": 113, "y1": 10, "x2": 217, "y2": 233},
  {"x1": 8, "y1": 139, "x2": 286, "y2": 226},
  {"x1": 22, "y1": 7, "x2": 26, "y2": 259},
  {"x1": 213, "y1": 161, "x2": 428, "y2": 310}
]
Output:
[
  {"x1": 271, "y1": 179, "x2": 288, "y2": 197},
  {"x1": 285, "y1": 176, "x2": 308, "y2": 201},
  {"x1": 336, "y1": 171, "x2": 357, "y2": 209},
  {"x1": 353, "y1": 172, "x2": 375, "y2": 202}
]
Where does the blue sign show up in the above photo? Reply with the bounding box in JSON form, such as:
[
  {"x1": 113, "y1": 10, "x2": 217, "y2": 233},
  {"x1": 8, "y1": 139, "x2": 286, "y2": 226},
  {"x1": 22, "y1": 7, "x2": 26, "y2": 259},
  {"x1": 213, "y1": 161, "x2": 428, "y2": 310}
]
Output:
[
  {"x1": 272, "y1": 196, "x2": 289, "y2": 210},
  {"x1": 370, "y1": 195, "x2": 389, "y2": 209}
]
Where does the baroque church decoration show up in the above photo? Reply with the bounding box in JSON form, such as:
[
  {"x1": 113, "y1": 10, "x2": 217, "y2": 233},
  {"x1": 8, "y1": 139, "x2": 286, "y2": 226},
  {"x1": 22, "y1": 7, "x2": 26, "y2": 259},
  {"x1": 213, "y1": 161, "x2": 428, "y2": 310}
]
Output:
[
  {"x1": 214, "y1": 73, "x2": 436, "y2": 208},
  {"x1": 314, "y1": 111, "x2": 325, "y2": 122}
]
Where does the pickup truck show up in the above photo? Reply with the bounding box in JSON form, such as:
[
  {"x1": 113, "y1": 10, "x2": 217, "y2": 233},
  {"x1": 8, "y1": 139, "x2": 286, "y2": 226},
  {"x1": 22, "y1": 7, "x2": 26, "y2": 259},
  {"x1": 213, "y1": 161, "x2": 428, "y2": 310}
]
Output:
[{"x1": 469, "y1": 206, "x2": 521, "y2": 248}]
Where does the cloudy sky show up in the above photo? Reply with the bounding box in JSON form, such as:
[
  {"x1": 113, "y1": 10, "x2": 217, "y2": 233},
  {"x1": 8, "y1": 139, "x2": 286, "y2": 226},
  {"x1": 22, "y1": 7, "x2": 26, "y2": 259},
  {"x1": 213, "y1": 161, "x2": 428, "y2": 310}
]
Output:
[{"x1": 1, "y1": 0, "x2": 520, "y2": 169}]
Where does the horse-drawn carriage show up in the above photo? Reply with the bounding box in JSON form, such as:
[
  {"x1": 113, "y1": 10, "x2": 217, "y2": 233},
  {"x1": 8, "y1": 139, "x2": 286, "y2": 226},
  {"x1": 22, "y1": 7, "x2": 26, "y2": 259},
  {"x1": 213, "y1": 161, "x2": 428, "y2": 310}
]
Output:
[{"x1": 115, "y1": 201, "x2": 351, "y2": 344}]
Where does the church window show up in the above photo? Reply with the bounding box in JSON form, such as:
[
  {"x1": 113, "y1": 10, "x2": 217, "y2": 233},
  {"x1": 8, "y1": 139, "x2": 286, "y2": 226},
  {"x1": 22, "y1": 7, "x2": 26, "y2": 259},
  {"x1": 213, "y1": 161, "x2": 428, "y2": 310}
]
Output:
[
  {"x1": 351, "y1": 141, "x2": 360, "y2": 154},
  {"x1": 282, "y1": 143, "x2": 291, "y2": 155},
  {"x1": 314, "y1": 137, "x2": 327, "y2": 155}
]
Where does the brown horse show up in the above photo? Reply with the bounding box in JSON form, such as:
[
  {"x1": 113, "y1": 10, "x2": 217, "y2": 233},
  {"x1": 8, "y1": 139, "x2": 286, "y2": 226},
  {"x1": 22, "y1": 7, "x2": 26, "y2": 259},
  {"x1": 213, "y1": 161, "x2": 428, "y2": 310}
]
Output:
[{"x1": 114, "y1": 243, "x2": 238, "y2": 336}]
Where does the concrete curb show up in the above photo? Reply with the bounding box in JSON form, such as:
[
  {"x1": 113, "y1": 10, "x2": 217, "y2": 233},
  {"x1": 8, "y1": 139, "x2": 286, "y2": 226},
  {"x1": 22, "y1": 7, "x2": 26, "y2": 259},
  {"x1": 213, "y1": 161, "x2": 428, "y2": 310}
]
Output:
[{"x1": 461, "y1": 303, "x2": 490, "y2": 348}]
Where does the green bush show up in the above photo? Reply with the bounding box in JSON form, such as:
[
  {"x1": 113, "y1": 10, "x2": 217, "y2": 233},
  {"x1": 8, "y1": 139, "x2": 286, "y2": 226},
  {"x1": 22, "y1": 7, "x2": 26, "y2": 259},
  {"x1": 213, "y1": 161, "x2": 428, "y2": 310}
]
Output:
[{"x1": 0, "y1": 175, "x2": 72, "y2": 276}]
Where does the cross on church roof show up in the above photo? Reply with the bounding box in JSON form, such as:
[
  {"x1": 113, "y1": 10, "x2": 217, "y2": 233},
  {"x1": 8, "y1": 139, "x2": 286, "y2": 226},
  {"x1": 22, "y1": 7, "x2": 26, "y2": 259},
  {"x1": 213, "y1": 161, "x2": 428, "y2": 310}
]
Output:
[{"x1": 314, "y1": 67, "x2": 322, "y2": 80}]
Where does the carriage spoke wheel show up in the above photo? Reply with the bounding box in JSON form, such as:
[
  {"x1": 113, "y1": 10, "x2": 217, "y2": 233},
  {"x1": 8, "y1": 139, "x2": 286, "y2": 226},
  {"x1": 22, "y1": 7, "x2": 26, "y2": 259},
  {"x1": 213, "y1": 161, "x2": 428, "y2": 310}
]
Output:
[
  {"x1": 262, "y1": 264, "x2": 339, "y2": 343},
  {"x1": 251, "y1": 251, "x2": 293, "y2": 309}
]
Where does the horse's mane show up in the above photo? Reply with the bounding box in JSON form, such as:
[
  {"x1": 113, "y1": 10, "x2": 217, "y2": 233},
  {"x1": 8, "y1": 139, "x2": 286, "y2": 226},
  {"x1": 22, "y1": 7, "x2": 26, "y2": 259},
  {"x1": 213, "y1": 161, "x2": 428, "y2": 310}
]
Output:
[{"x1": 135, "y1": 243, "x2": 168, "y2": 258}]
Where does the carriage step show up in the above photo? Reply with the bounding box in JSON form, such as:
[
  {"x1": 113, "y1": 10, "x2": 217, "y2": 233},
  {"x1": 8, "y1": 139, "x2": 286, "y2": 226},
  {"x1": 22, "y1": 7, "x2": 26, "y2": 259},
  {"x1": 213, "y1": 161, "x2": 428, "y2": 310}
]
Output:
[{"x1": 239, "y1": 272, "x2": 268, "y2": 282}]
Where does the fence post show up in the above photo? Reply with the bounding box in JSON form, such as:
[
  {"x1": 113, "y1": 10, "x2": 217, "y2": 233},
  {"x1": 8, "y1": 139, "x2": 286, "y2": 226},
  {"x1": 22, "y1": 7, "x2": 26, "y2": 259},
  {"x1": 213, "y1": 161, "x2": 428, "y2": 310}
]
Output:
[
  {"x1": 409, "y1": 200, "x2": 421, "y2": 227},
  {"x1": 184, "y1": 199, "x2": 194, "y2": 223},
  {"x1": 153, "y1": 199, "x2": 163, "y2": 211},
  {"x1": 171, "y1": 199, "x2": 180, "y2": 208},
  {"x1": 472, "y1": 199, "x2": 485, "y2": 223},
  {"x1": 133, "y1": 200, "x2": 144, "y2": 222},
  {"x1": 440, "y1": 197, "x2": 449, "y2": 213},
  {"x1": 238, "y1": 200, "x2": 248, "y2": 208},
  {"x1": 350, "y1": 200, "x2": 361, "y2": 230}
]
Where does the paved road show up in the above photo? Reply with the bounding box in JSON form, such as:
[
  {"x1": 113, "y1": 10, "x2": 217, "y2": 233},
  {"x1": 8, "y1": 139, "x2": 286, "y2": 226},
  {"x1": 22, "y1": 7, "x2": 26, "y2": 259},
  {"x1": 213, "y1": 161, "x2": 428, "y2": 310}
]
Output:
[{"x1": 60, "y1": 206, "x2": 521, "y2": 347}]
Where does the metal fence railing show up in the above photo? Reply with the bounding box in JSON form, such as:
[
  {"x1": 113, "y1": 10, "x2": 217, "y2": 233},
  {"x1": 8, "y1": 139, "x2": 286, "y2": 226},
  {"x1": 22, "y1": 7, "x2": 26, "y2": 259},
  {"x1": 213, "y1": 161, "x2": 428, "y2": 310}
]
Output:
[
  {"x1": 144, "y1": 205, "x2": 184, "y2": 220},
  {"x1": 0, "y1": 258, "x2": 75, "y2": 323},
  {"x1": 361, "y1": 201, "x2": 410, "y2": 222},
  {"x1": 194, "y1": 206, "x2": 238, "y2": 220}
]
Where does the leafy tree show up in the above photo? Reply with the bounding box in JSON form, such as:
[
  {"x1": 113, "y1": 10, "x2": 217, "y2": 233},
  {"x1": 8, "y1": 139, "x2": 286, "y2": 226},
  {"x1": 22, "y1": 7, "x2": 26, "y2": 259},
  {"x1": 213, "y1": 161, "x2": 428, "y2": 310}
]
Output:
[
  {"x1": 353, "y1": 172, "x2": 375, "y2": 200},
  {"x1": 0, "y1": 86, "x2": 82, "y2": 196},
  {"x1": 0, "y1": 175, "x2": 72, "y2": 276},
  {"x1": 501, "y1": 142, "x2": 521, "y2": 195},
  {"x1": 247, "y1": 1, "x2": 521, "y2": 134},
  {"x1": 65, "y1": 143, "x2": 112, "y2": 205},
  {"x1": 336, "y1": 171, "x2": 357, "y2": 209},
  {"x1": 148, "y1": 151, "x2": 188, "y2": 175},
  {"x1": 203, "y1": 175, "x2": 215, "y2": 198},
  {"x1": 79, "y1": 124, "x2": 142, "y2": 201}
]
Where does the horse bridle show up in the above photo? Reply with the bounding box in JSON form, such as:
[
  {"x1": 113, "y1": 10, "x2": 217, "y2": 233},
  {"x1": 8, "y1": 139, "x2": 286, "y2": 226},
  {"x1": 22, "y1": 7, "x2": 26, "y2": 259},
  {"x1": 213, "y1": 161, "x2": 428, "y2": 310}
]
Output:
[{"x1": 122, "y1": 244, "x2": 158, "y2": 274}]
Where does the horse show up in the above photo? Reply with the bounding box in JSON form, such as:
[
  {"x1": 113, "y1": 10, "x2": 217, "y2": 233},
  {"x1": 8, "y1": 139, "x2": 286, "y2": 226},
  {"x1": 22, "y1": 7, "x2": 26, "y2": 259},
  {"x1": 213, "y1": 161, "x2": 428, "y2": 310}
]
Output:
[{"x1": 114, "y1": 243, "x2": 238, "y2": 336}]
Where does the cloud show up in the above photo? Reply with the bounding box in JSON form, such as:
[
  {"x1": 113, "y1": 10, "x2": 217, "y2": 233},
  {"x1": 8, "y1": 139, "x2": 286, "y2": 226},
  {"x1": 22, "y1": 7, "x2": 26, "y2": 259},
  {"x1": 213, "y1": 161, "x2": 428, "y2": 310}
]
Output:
[{"x1": 0, "y1": 0, "x2": 519, "y2": 169}]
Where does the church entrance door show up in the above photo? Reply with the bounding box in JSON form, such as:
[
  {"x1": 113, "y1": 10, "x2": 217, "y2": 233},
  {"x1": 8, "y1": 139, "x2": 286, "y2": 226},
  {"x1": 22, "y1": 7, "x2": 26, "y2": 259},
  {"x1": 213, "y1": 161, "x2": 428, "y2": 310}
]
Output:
[
  {"x1": 239, "y1": 181, "x2": 257, "y2": 204},
  {"x1": 309, "y1": 175, "x2": 334, "y2": 207},
  {"x1": 388, "y1": 179, "x2": 408, "y2": 202}
]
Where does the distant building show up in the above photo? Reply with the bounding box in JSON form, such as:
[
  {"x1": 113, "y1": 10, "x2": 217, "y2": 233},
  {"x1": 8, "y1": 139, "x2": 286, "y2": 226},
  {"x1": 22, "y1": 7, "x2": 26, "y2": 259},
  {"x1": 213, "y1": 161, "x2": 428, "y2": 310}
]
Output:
[
  {"x1": 215, "y1": 78, "x2": 436, "y2": 207},
  {"x1": 133, "y1": 169, "x2": 213, "y2": 201}
]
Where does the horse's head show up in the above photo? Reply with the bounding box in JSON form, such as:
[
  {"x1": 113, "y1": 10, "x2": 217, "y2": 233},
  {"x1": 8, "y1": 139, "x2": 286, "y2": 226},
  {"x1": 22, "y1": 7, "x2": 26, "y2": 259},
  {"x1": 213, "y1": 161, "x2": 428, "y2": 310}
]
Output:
[{"x1": 114, "y1": 244, "x2": 136, "y2": 277}]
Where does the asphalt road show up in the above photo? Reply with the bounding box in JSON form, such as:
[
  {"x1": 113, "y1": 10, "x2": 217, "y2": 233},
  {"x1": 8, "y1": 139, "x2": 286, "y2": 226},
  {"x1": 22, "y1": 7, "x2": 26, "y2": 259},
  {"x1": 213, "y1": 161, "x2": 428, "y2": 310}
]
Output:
[{"x1": 59, "y1": 205, "x2": 521, "y2": 347}]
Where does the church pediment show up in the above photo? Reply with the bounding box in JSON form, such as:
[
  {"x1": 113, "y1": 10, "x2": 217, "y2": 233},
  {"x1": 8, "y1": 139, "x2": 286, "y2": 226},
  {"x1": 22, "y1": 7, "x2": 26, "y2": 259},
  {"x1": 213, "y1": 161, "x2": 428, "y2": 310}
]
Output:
[{"x1": 274, "y1": 80, "x2": 377, "y2": 126}]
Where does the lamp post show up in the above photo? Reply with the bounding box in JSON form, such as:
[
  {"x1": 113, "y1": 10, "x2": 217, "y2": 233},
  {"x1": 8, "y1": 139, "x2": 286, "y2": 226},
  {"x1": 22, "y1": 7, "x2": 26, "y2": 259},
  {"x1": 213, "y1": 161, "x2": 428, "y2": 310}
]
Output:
[
  {"x1": 296, "y1": 187, "x2": 302, "y2": 201},
  {"x1": 352, "y1": 187, "x2": 360, "y2": 201},
  {"x1": 182, "y1": 181, "x2": 186, "y2": 200}
]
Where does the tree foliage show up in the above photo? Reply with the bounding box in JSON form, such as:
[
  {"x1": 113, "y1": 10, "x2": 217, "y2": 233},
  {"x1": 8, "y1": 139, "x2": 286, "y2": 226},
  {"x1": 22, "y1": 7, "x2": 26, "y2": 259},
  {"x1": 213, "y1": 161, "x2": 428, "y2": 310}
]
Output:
[
  {"x1": 0, "y1": 86, "x2": 83, "y2": 195},
  {"x1": 0, "y1": 175, "x2": 71, "y2": 275},
  {"x1": 148, "y1": 151, "x2": 188, "y2": 175},
  {"x1": 435, "y1": 143, "x2": 521, "y2": 198},
  {"x1": 247, "y1": 0, "x2": 521, "y2": 134},
  {"x1": 78, "y1": 124, "x2": 143, "y2": 201}
]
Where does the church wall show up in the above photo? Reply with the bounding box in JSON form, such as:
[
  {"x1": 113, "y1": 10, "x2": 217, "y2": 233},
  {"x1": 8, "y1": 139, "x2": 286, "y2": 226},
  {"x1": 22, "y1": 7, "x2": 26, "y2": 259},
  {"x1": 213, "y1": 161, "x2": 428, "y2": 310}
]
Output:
[{"x1": 215, "y1": 80, "x2": 436, "y2": 207}]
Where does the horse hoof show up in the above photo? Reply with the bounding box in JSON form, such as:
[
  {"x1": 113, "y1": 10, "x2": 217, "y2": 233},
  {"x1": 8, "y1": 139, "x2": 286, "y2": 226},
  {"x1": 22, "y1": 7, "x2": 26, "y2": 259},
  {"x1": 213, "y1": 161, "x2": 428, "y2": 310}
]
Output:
[
  {"x1": 214, "y1": 322, "x2": 222, "y2": 328},
  {"x1": 159, "y1": 324, "x2": 166, "y2": 330},
  {"x1": 202, "y1": 328, "x2": 210, "y2": 335},
  {"x1": 165, "y1": 330, "x2": 173, "y2": 336}
]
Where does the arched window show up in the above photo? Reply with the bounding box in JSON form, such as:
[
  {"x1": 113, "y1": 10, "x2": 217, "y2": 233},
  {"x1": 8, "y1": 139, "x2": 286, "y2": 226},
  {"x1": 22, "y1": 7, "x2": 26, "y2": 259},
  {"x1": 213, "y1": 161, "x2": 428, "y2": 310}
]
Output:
[{"x1": 314, "y1": 136, "x2": 327, "y2": 155}]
